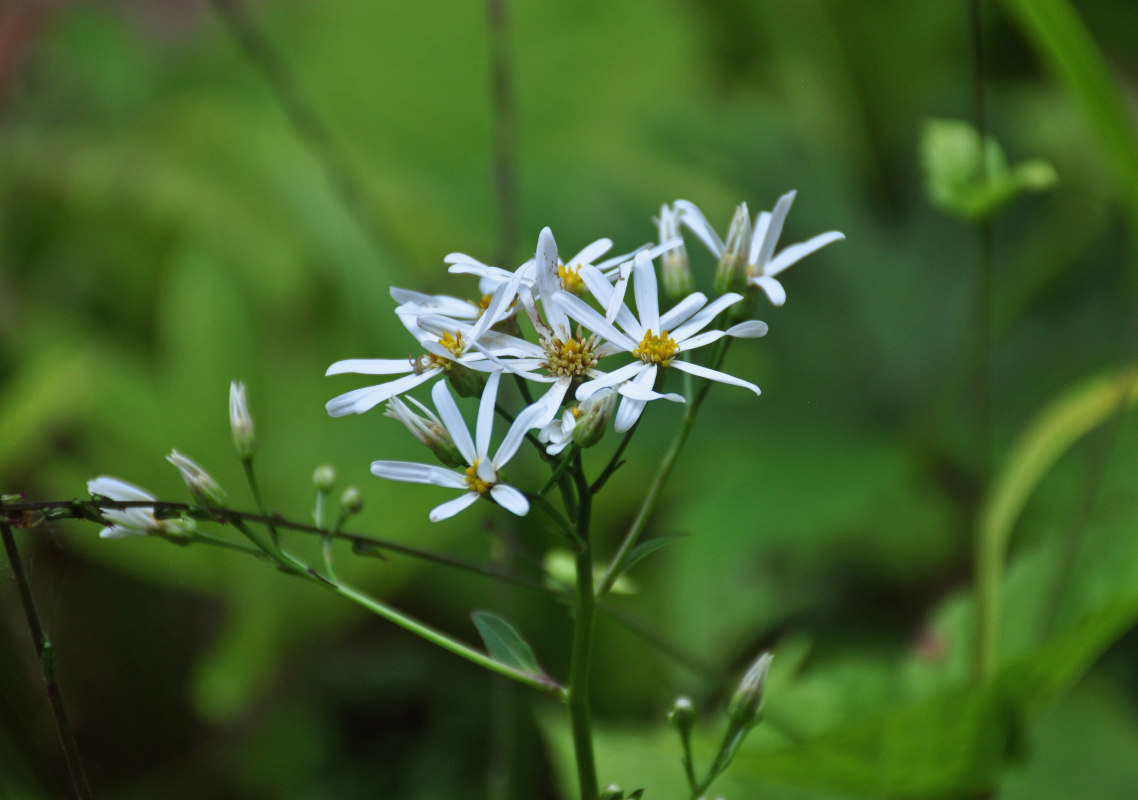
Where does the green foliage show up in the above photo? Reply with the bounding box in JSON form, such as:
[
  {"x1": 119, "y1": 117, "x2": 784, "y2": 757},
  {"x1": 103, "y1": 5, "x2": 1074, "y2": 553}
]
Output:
[
  {"x1": 921, "y1": 118, "x2": 1057, "y2": 221},
  {"x1": 471, "y1": 610, "x2": 544, "y2": 677}
]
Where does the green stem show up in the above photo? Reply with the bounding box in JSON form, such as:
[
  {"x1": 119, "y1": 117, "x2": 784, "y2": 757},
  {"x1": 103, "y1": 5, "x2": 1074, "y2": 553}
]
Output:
[
  {"x1": 566, "y1": 457, "x2": 598, "y2": 800},
  {"x1": 1, "y1": 514, "x2": 94, "y2": 799},
  {"x1": 331, "y1": 581, "x2": 565, "y2": 697},
  {"x1": 595, "y1": 340, "x2": 729, "y2": 599},
  {"x1": 589, "y1": 420, "x2": 639, "y2": 495},
  {"x1": 241, "y1": 459, "x2": 281, "y2": 547}
]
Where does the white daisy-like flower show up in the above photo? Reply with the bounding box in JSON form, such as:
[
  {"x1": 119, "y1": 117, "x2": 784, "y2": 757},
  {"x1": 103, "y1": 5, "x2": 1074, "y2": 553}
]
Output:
[
  {"x1": 676, "y1": 191, "x2": 844, "y2": 306},
  {"x1": 445, "y1": 235, "x2": 616, "y2": 298},
  {"x1": 370, "y1": 372, "x2": 537, "y2": 522},
  {"x1": 325, "y1": 275, "x2": 521, "y2": 417},
  {"x1": 440, "y1": 228, "x2": 679, "y2": 430},
  {"x1": 87, "y1": 476, "x2": 194, "y2": 539},
  {"x1": 554, "y1": 249, "x2": 768, "y2": 432}
]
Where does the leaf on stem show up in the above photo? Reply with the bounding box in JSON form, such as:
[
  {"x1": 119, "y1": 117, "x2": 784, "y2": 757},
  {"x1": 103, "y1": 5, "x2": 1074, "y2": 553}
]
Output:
[{"x1": 471, "y1": 610, "x2": 543, "y2": 676}]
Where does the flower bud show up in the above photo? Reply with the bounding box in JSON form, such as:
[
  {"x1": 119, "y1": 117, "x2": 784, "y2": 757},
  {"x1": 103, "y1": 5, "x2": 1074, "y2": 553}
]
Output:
[
  {"x1": 714, "y1": 203, "x2": 751, "y2": 295},
  {"x1": 727, "y1": 652, "x2": 772, "y2": 728},
  {"x1": 668, "y1": 695, "x2": 696, "y2": 734},
  {"x1": 657, "y1": 204, "x2": 692, "y2": 299},
  {"x1": 166, "y1": 450, "x2": 226, "y2": 506},
  {"x1": 340, "y1": 486, "x2": 363, "y2": 514},
  {"x1": 571, "y1": 388, "x2": 617, "y2": 449},
  {"x1": 600, "y1": 785, "x2": 625, "y2": 800},
  {"x1": 229, "y1": 381, "x2": 256, "y2": 461},
  {"x1": 312, "y1": 464, "x2": 337, "y2": 492},
  {"x1": 385, "y1": 396, "x2": 465, "y2": 468},
  {"x1": 446, "y1": 362, "x2": 487, "y2": 399}
]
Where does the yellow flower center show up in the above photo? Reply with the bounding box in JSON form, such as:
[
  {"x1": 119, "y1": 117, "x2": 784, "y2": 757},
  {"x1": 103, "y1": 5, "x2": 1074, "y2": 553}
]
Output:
[
  {"x1": 464, "y1": 459, "x2": 493, "y2": 494},
  {"x1": 558, "y1": 263, "x2": 586, "y2": 294},
  {"x1": 439, "y1": 330, "x2": 466, "y2": 356},
  {"x1": 477, "y1": 294, "x2": 493, "y2": 313},
  {"x1": 542, "y1": 335, "x2": 599, "y2": 378},
  {"x1": 634, "y1": 329, "x2": 678, "y2": 366}
]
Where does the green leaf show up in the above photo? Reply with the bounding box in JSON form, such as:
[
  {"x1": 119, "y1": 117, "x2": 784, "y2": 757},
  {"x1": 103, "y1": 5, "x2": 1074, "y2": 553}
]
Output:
[
  {"x1": 976, "y1": 367, "x2": 1138, "y2": 677},
  {"x1": 471, "y1": 611, "x2": 542, "y2": 676},
  {"x1": 920, "y1": 118, "x2": 1057, "y2": 221},
  {"x1": 617, "y1": 534, "x2": 688, "y2": 578},
  {"x1": 1001, "y1": 0, "x2": 1138, "y2": 232}
]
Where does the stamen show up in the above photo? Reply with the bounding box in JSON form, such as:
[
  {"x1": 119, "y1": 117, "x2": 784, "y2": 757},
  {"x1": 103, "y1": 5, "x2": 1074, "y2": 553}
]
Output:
[
  {"x1": 633, "y1": 329, "x2": 678, "y2": 366},
  {"x1": 465, "y1": 459, "x2": 493, "y2": 494},
  {"x1": 558, "y1": 263, "x2": 585, "y2": 294},
  {"x1": 542, "y1": 335, "x2": 599, "y2": 377}
]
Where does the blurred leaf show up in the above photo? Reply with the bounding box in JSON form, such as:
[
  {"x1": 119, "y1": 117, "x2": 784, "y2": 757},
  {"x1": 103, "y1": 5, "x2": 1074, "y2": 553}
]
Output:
[
  {"x1": 616, "y1": 533, "x2": 688, "y2": 579},
  {"x1": 471, "y1": 610, "x2": 542, "y2": 676},
  {"x1": 921, "y1": 118, "x2": 1057, "y2": 221},
  {"x1": 1001, "y1": 0, "x2": 1138, "y2": 230},
  {"x1": 977, "y1": 367, "x2": 1138, "y2": 676}
]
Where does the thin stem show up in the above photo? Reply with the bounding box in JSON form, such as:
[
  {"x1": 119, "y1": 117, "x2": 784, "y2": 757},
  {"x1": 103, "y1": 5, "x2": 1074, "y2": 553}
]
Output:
[
  {"x1": 566, "y1": 456, "x2": 598, "y2": 800},
  {"x1": 540, "y1": 445, "x2": 579, "y2": 495},
  {"x1": 595, "y1": 341, "x2": 730, "y2": 599},
  {"x1": 1, "y1": 512, "x2": 94, "y2": 799},
  {"x1": 486, "y1": 0, "x2": 518, "y2": 266},
  {"x1": 589, "y1": 420, "x2": 638, "y2": 495},
  {"x1": 969, "y1": 0, "x2": 998, "y2": 682},
  {"x1": 209, "y1": 0, "x2": 403, "y2": 261},
  {"x1": 19, "y1": 498, "x2": 558, "y2": 593},
  {"x1": 241, "y1": 459, "x2": 281, "y2": 547},
  {"x1": 331, "y1": 581, "x2": 565, "y2": 698}
]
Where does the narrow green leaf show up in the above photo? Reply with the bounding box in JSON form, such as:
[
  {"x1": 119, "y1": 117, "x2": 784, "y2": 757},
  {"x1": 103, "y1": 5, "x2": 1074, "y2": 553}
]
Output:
[
  {"x1": 471, "y1": 611, "x2": 542, "y2": 676},
  {"x1": 976, "y1": 367, "x2": 1138, "y2": 678},
  {"x1": 618, "y1": 533, "x2": 688, "y2": 578},
  {"x1": 1002, "y1": 0, "x2": 1138, "y2": 231}
]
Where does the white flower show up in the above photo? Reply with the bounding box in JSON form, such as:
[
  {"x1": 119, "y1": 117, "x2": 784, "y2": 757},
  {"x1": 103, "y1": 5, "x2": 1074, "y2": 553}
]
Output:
[
  {"x1": 87, "y1": 476, "x2": 194, "y2": 539},
  {"x1": 229, "y1": 381, "x2": 255, "y2": 459},
  {"x1": 554, "y1": 249, "x2": 768, "y2": 432},
  {"x1": 370, "y1": 372, "x2": 538, "y2": 522},
  {"x1": 325, "y1": 275, "x2": 521, "y2": 417},
  {"x1": 167, "y1": 450, "x2": 226, "y2": 505},
  {"x1": 676, "y1": 191, "x2": 844, "y2": 306},
  {"x1": 384, "y1": 395, "x2": 465, "y2": 467}
]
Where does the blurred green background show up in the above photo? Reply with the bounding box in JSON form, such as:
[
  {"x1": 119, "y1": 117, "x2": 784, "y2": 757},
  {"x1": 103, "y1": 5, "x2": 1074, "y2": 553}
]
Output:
[{"x1": 2, "y1": 0, "x2": 1137, "y2": 797}]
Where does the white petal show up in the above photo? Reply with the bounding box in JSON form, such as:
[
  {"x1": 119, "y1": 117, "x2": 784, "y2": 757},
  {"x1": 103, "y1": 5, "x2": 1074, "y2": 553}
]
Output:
[
  {"x1": 677, "y1": 330, "x2": 727, "y2": 351},
  {"x1": 576, "y1": 361, "x2": 646, "y2": 400},
  {"x1": 726, "y1": 320, "x2": 769, "y2": 338},
  {"x1": 475, "y1": 371, "x2": 502, "y2": 457},
  {"x1": 659, "y1": 292, "x2": 707, "y2": 332},
  {"x1": 674, "y1": 200, "x2": 725, "y2": 256},
  {"x1": 326, "y1": 371, "x2": 437, "y2": 417},
  {"x1": 754, "y1": 190, "x2": 796, "y2": 269},
  {"x1": 371, "y1": 460, "x2": 468, "y2": 489},
  {"x1": 568, "y1": 238, "x2": 613, "y2": 266},
  {"x1": 613, "y1": 395, "x2": 647, "y2": 433},
  {"x1": 88, "y1": 476, "x2": 155, "y2": 502},
  {"x1": 432, "y1": 380, "x2": 476, "y2": 464},
  {"x1": 671, "y1": 359, "x2": 761, "y2": 395},
  {"x1": 766, "y1": 231, "x2": 845, "y2": 277},
  {"x1": 670, "y1": 293, "x2": 743, "y2": 343},
  {"x1": 490, "y1": 484, "x2": 530, "y2": 516},
  {"x1": 326, "y1": 358, "x2": 414, "y2": 377},
  {"x1": 632, "y1": 250, "x2": 660, "y2": 333},
  {"x1": 496, "y1": 381, "x2": 568, "y2": 467},
  {"x1": 552, "y1": 291, "x2": 638, "y2": 352},
  {"x1": 429, "y1": 492, "x2": 481, "y2": 522},
  {"x1": 750, "y1": 275, "x2": 787, "y2": 306},
  {"x1": 748, "y1": 210, "x2": 773, "y2": 266}
]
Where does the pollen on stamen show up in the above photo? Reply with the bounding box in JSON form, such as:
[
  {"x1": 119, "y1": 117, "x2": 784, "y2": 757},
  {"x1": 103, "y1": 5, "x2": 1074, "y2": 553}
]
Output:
[
  {"x1": 464, "y1": 460, "x2": 493, "y2": 494},
  {"x1": 634, "y1": 329, "x2": 678, "y2": 366},
  {"x1": 558, "y1": 263, "x2": 586, "y2": 294},
  {"x1": 542, "y1": 335, "x2": 599, "y2": 378}
]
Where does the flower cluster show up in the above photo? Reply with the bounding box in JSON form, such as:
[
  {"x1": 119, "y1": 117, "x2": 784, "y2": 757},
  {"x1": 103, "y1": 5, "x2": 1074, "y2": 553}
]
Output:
[{"x1": 327, "y1": 196, "x2": 842, "y2": 521}]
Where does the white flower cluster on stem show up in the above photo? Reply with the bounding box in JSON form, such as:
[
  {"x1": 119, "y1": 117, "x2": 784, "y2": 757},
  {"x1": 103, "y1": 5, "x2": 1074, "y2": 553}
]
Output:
[{"x1": 325, "y1": 195, "x2": 843, "y2": 521}]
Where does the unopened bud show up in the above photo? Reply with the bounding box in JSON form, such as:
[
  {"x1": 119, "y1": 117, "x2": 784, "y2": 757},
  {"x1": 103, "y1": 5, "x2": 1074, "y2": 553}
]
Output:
[
  {"x1": 229, "y1": 381, "x2": 256, "y2": 461},
  {"x1": 385, "y1": 396, "x2": 465, "y2": 467},
  {"x1": 340, "y1": 486, "x2": 363, "y2": 514},
  {"x1": 571, "y1": 388, "x2": 617, "y2": 449},
  {"x1": 668, "y1": 695, "x2": 696, "y2": 734},
  {"x1": 657, "y1": 204, "x2": 692, "y2": 298},
  {"x1": 446, "y1": 363, "x2": 486, "y2": 399},
  {"x1": 727, "y1": 652, "x2": 772, "y2": 728},
  {"x1": 313, "y1": 464, "x2": 337, "y2": 492},
  {"x1": 714, "y1": 203, "x2": 751, "y2": 295},
  {"x1": 166, "y1": 450, "x2": 226, "y2": 506},
  {"x1": 600, "y1": 785, "x2": 624, "y2": 800}
]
